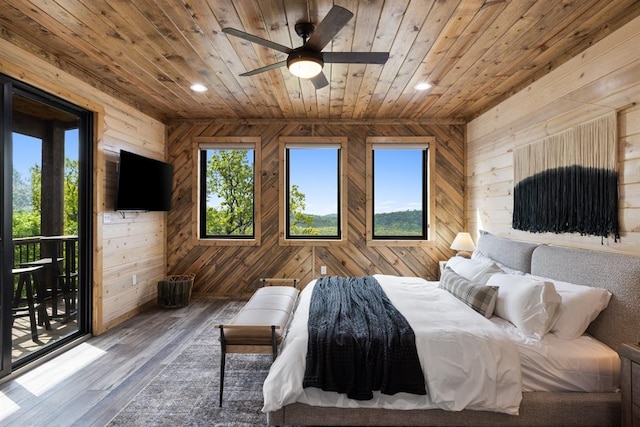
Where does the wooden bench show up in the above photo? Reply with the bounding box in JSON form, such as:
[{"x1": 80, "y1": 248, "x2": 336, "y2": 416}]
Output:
[{"x1": 215, "y1": 278, "x2": 299, "y2": 406}]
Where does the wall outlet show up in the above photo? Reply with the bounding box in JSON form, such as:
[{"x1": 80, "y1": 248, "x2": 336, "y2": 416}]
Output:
[
  {"x1": 320, "y1": 265, "x2": 327, "y2": 275},
  {"x1": 132, "y1": 274, "x2": 137, "y2": 285},
  {"x1": 104, "y1": 213, "x2": 112, "y2": 223}
]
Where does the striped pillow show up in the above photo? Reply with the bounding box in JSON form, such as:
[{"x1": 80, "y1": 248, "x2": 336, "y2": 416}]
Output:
[{"x1": 439, "y1": 267, "x2": 498, "y2": 318}]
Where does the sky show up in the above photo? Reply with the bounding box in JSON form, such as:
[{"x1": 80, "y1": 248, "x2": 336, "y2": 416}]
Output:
[
  {"x1": 288, "y1": 148, "x2": 338, "y2": 216},
  {"x1": 290, "y1": 147, "x2": 423, "y2": 216},
  {"x1": 12, "y1": 130, "x2": 79, "y2": 180},
  {"x1": 206, "y1": 147, "x2": 424, "y2": 216},
  {"x1": 12, "y1": 133, "x2": 42, "y2": 178},
  {"x1": 15, "y1": 137, "x2": 423, "y2": 217}
]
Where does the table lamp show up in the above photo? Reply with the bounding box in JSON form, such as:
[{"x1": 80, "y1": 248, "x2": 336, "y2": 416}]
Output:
[{"x1": 450, "y1": 232, "x2": 476, "y2": 258}]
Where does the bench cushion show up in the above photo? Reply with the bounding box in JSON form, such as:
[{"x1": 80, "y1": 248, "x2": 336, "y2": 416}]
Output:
[
  {"x1": 222, "y1": 286, "x2": 299, "y2": 344},
  {"x1": 254, "y1": 286, "x2": 299, "y2": 298}
]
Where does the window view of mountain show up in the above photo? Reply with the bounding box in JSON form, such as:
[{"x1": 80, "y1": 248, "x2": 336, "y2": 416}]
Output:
[{"x1": 308, "y1": 209, "x2": 423, "y2": 236}]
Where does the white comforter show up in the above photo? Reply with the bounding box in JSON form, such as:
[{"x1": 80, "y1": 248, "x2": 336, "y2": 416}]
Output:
[{"x1": 263, "y1": 275, "x2": 523, "y2": 415}]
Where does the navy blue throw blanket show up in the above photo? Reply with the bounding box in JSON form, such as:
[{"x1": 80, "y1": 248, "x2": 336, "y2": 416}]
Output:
[{"x1": 303, "y1": 276, "x2": 426, "y2": 400}]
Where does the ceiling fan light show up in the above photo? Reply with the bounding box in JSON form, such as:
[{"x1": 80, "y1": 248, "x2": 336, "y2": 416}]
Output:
[{"x1": 287, "y1": 51, "x2": 324, "y2": 79}]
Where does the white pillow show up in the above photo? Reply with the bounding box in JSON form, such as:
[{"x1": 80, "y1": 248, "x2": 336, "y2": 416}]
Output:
[
  {"x1": 528, "y1": 275, "x2": 612, "y2": 340},
  {"x1": 472, "y1": 250, "x2": 525, "y2": 276},
  {"x1": 446, "y1": 256, "x2": 503, "y2": 285},
  {"x1": 487, "y1": 273, "x2": 561, "y2": 339}
]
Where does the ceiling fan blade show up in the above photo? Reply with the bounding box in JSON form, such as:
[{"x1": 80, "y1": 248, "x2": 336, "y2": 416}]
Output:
[
  {"x1": 305, "y1": 5, "x2": 353, "y2": 52},
  {"x1": 311, "y1": 72, "x2": 329, "y2": 89},
  {"x1": 323, "y1": 52, "x2": 390, "y2": 64},
  {"x1": 222, "y1": 27, "x2": 292, "y2": 55},
  {"x1": 240, "y1": 60, "x2": 287, "y2": 76}
]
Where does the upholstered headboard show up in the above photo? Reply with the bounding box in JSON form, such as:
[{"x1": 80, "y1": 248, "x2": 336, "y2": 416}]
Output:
[
  {"x1": 476, "y1": 231, "x2": 640, "y2": 352},
  {"x1": 476, "y1": 230, "x2": 538, "y2": 273},
  {"x1": 531, "y1": 245, "x2": 640, "y2": 352}
]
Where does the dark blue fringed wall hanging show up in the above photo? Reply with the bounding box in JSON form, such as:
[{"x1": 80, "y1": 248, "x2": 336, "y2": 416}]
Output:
[{"x1": 512, "y1": 112, "x2": 620, "y2": 241}]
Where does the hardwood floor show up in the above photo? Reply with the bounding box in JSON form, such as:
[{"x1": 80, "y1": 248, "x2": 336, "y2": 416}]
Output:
[{"x1": 0, "y1": 299, "x2": 229, "y2": 427}]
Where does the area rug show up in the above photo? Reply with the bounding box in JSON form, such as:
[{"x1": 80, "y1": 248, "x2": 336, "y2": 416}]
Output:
[{"x1": 108, "y1": 301, "x2": 273, "y2": 426}]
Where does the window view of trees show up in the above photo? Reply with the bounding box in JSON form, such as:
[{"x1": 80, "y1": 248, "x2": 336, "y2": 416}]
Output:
[
  {"x1": 12, "y1": 168, "x2": 39, "y2": 237},
  {"x1": 286, "y1": 146, "x2": 339, "y2": 238},
  {"x1": 373, "y1": 209, "x2": 423, "y2": 236},
  {"x1": 201, "y1": 146, "x2": 334, "y2": 239},
  {"x1": 64, "y1": 158, "x2": 80, "y2": 235},
  {"x1": 288, "y1": 184, "x2": 318, "y2": 235},
  {"x1": 12, "y1": 157, "x2": 79, "y2": 238},
  {"x1": 200, "y1": 142, "x2": 430, "y2": 241},
  {"x1": 202, "y1": 149, "x2": 255, "y2": 237}
]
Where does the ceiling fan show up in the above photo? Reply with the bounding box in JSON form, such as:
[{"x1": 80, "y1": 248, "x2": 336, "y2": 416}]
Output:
[{"x1": 222, "y1": 5, "x2": 389, "y2": 89}]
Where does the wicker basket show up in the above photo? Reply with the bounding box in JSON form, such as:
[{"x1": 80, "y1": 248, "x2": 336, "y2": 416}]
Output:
[{"x1": 157, "y1": 274, "x2": 195, "y2": 308}]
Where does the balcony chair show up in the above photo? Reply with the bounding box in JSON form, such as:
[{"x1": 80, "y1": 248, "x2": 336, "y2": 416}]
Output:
[{"x1": 12, "y1": 266, "x2": 51, "y2": 342}]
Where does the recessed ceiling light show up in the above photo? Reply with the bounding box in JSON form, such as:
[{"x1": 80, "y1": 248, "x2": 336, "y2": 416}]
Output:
[
  {"x1": 190, "y1": 83, "x2": 208, "y2": 92},
  {"x1": 415, "y1": 82, "x2": 432, "y2": 91}
]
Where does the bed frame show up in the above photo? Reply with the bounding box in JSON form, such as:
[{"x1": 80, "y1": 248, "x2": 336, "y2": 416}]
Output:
[{"x1": 267, "y1": 232, "x2": 640, "y2": 426}]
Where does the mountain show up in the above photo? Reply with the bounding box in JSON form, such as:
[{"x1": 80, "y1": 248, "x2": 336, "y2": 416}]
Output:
[{"x1": 311, "y1": 209, "x2": 422, "y2": 233}]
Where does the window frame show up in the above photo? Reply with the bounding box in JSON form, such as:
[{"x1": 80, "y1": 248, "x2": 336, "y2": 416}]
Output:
[
  {"x1": 366, "y1": 136, "x2": 436, "y2": 247},
  {"x1": 193, "y1": 137, "x2": 261, "y2": 246},
  {"x1": 279, "y1": 136, "x2": 348, "y2": 246}
]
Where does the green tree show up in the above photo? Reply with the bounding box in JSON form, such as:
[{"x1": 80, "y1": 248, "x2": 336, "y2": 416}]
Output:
[
  {"x1": 30, "y1": 164, "x2": 41, "y2": 212},
  {"x1": 12, "y1": 210, "x2": 41, "y2": 238},
  {"x1": 13, "y1": 169, "x2": 31, "y2": 211},
  {"x1": 374, "y1": 209, "x2": 423, "y2": 236},
  {"x1": 205, "y1": 150, "x2": 254, "y2": 235},
  {"x1": 12, "y1": 169, "x2": 40, "y2": 238},
  {"x1": 204, "y1": 149, "x2": 313, "y2": 236},
  {"x1": 288, "y1": 184, "x2": 318, "y2": 235},
  {"x1": 12, "y1": 159, "x2": 79, "y2": 238},
  {"x1": 64, "y1": 158, "x2": 79, "y2": 235}
]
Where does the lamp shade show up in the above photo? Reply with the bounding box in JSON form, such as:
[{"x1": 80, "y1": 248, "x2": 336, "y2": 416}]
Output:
[
  {"x1": 287, "y1": 51, "x2": 324, "y2": 79},
  {"x1": 450, "y1": 232, "x2": 476, "y2": 254}
]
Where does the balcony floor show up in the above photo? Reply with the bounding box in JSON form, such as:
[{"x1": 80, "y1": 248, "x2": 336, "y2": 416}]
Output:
[{"x1": 12, "y1": 300, "x2": 78, "y2": 362}]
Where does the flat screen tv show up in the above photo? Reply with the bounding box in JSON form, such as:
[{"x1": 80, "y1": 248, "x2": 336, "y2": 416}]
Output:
[{"x1": 115, "y1": 150, "x2": 173, "y2": 211}]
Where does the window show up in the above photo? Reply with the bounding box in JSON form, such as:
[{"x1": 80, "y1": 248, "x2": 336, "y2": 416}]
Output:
[
  {"x1": 280, "y1": 137, "x2": 347, "y2": 244},
  {"x1": 366, "y1": 137, "x2": 435, "y2": 245},
  {"x1": 195, "y1": 137, "x2": 261, "y2": 245}
]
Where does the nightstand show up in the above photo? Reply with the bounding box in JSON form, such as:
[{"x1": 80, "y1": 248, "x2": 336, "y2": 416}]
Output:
[{"x1": 620, "y1": 343, "x2": 640, "y2": 426}]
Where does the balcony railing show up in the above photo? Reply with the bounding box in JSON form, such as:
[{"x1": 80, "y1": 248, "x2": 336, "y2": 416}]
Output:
[
  {"x1": 12, "y1": 235, "x2": 79, "y2": 320},
  {"x1": 12, "y1": 235, "x2": 78, "y2": 270}
]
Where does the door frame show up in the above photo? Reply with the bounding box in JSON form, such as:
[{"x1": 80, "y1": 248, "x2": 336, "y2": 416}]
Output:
[
  {"x1": 0, "y1": 75, "x2": 94, "y2": 376},
  {"x1": 0, "y1": 76, "x2": 13, "y2": 378}
]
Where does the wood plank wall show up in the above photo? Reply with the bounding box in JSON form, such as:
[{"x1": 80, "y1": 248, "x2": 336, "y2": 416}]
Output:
[
  {"x1": 466, "y1": 15, "x2": 640, "y2": 256},
  {"x1": 166, "y1": 120, "x2": 464, "y2": 299},
  {"x1": 0, "y1": 39, "x2": 167, "y2": 333}
]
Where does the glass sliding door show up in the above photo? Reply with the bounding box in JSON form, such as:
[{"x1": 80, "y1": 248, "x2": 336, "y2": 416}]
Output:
[
  {"x1": 0, "y1": 75, "x2": 92, "y2": 376},
  {"x1": 0, "y1": 76, "x2": 12, "y2": 378}
]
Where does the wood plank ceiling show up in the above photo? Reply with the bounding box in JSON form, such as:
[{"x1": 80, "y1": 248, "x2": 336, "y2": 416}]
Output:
[{"x1": 1, "y1": 0, "x2": 639, "y2": 123}]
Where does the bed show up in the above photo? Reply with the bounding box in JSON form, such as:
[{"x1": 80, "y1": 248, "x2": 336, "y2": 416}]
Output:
[{"x1": 265, "y1": 232, "x2": 640, "y2": 426}]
